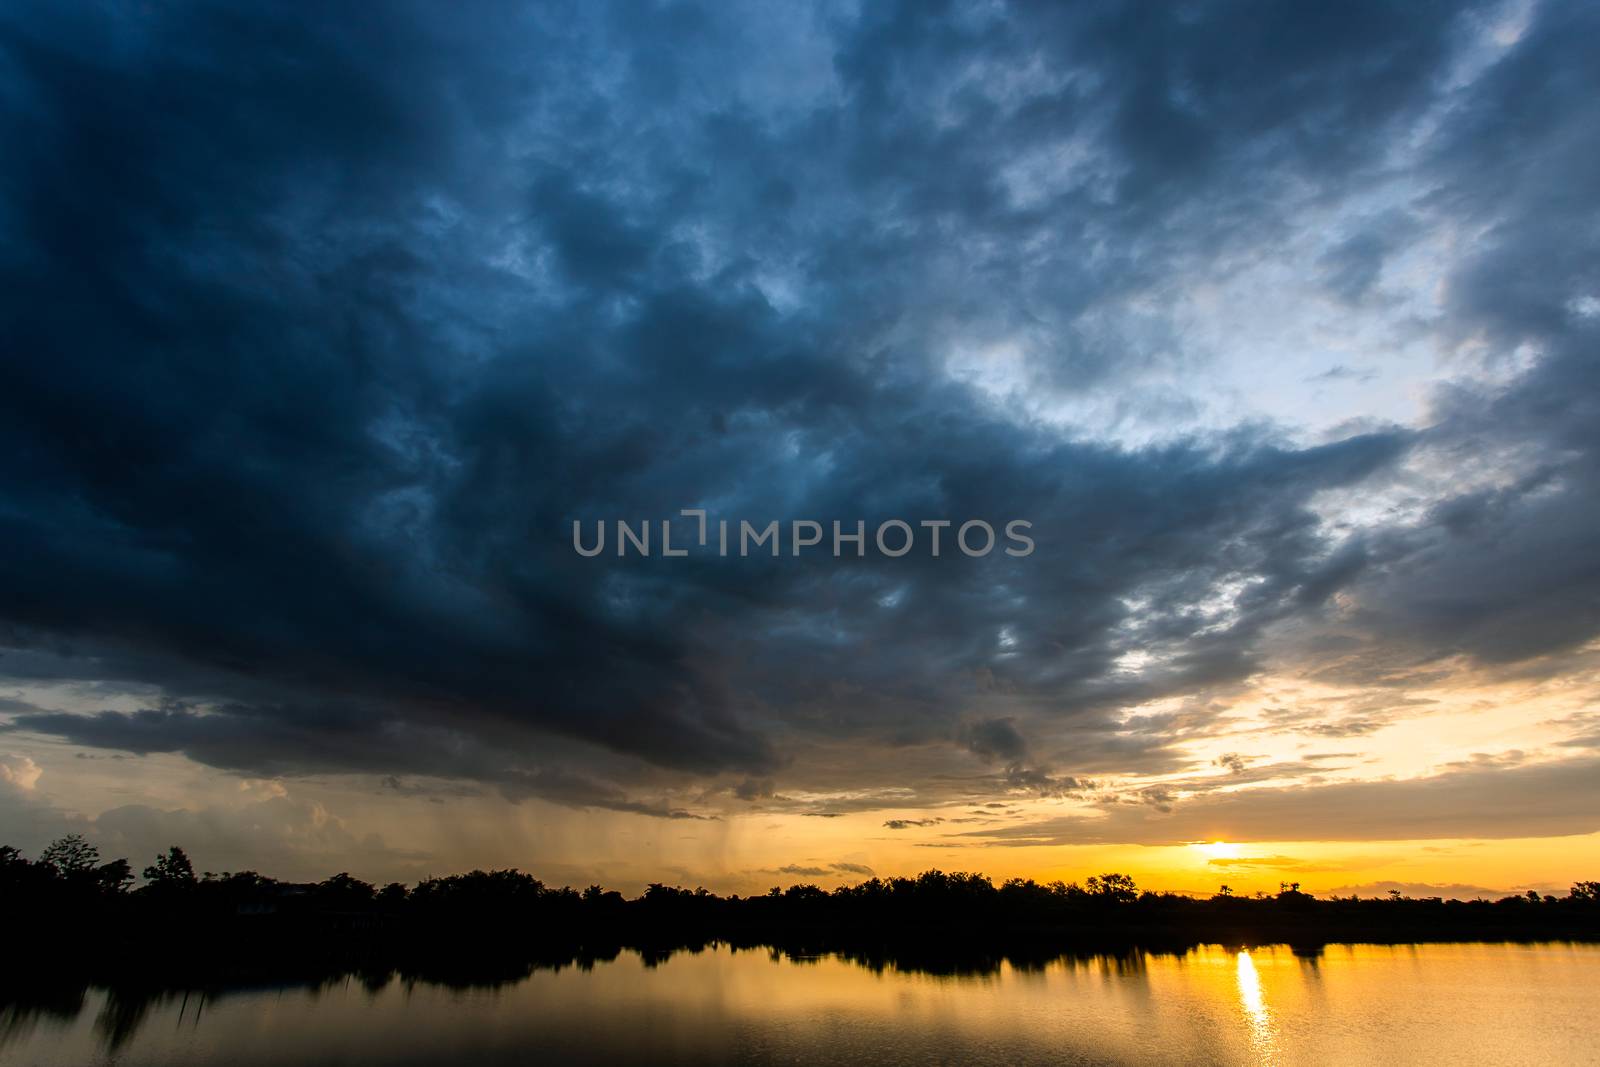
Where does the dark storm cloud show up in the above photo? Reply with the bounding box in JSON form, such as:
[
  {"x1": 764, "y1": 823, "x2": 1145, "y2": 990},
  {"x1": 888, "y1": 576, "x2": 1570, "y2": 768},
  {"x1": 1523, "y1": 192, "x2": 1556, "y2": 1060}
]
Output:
[
  {"x1": 1291, "y1": 0, "x2": 1600, "y2": 679},
  {"x1": 1, "y1": 0, "x2": 1597, "y2": 814},
  {"x1": 959, "y1": 719, "x2": 1028, "y2": 763},
  {"x1": 1325, "y1": 350, "x2": 1600, "y2": 669},
  {"x1": 1359, "y1": 4, "x2": 1600, "y2": 658},
  {"x1": 3, "y1": 700, "x2": 704, "y2": 819}
]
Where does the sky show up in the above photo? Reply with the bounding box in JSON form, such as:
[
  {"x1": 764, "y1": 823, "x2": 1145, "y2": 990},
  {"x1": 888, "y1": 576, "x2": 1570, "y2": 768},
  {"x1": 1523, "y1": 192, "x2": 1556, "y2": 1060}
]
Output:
[{"x1": 1, "y1": 0, "x2": 1598, "y2": 898}]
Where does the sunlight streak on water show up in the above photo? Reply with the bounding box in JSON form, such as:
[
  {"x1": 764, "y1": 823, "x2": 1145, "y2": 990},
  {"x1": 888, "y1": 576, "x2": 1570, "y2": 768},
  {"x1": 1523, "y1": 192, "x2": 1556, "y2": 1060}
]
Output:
[{"x1": 1235, "y1": 949, "x2": 1279, "y2": 1064}]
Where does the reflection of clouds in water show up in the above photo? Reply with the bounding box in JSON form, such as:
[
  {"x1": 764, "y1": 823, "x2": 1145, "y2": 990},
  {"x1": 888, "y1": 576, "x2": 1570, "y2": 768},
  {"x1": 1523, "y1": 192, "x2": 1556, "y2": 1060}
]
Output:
[{"x1": 1236, "y1": 950, "x2": 1280, "y2": 1064}]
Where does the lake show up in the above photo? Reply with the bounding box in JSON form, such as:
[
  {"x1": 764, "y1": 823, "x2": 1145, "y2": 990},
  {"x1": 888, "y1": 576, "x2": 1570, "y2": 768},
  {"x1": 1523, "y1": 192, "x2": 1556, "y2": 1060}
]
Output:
[{"x1": 3, "y1": 942, "x2": 1596, "y2": 1065}]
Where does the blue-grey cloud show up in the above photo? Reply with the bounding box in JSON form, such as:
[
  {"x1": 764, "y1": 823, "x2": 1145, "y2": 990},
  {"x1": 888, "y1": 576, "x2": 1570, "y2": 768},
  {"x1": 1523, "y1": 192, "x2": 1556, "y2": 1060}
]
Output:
[{"x1": 1, "y1": 0, "x2": 1597, "y2": 822}]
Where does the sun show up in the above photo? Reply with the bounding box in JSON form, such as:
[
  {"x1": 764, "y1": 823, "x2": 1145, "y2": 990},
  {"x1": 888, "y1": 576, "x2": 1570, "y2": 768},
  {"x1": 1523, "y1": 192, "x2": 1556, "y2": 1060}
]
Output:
[{"x1": 1192, "y1": 841, "x2": 1243, "y2": 861}]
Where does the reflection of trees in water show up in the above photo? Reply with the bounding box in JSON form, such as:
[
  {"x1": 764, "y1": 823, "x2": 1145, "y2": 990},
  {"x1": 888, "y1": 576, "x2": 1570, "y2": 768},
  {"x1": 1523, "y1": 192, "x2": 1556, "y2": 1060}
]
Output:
[
  {"x1": 1291, "y1": 943, "x2": 1324, "y2": 975},
  {"x1": 6, "y1": 941, "x2": 1279, "y2": 1056},
  {"x1": 94, "y1": 988, "x2": 163, "y2": 1054},
  {"x1": 0, "y1": 986, "x2": 87, "y2": 1054},
  {"x1": 5, "y1": 839, "x2": 1598, "y2": 1056}
]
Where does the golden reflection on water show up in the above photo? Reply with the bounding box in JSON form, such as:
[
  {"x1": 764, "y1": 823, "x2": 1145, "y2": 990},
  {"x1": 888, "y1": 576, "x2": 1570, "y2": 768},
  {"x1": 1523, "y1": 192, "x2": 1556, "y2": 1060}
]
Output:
[
  {"x1": 4, "y1": 942, "x2": 1598, "y2": 1066},
  {"x1": 1235, "y1": 949, "x2": 1279, "y2": 1064}
]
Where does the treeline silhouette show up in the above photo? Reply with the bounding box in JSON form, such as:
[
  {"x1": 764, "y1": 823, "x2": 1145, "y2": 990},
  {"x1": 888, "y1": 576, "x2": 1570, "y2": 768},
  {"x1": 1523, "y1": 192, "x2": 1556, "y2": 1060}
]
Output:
[{"x1": 5, "y1": 835, "x2": 1598, "y2": 990}]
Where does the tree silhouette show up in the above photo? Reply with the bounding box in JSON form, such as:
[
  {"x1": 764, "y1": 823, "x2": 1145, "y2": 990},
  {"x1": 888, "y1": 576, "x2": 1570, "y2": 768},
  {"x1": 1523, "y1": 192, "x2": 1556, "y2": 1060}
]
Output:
[
  {"x1": 41, "y1": 834, "x2": 130, "y2": 894},
  {"x1": 94, "y1": 858, "x2": 133, "y2": 893},
  {"x1": 1085, "y1": 873, "x2": 1138, "y2": 903},
  {"x1": 142, "y1": 846, "x2": 196, "y2": 887},
  {"x1": 40, "y1": 834, "x2": 99, "y2": 875},
  {"x1": 3, "y1": 835, "x2": 1599, "y2": 983},
  {"x1": 315, "y1": 872, "x2": 377, "y2": 909}
]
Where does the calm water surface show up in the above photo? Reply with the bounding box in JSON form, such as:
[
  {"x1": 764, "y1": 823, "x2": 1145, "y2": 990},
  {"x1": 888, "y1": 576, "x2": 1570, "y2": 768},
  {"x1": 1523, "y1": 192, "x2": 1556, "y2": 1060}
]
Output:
[{"x1": 3, "y1": 943, "x2": 1596, "y2": 1066}]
